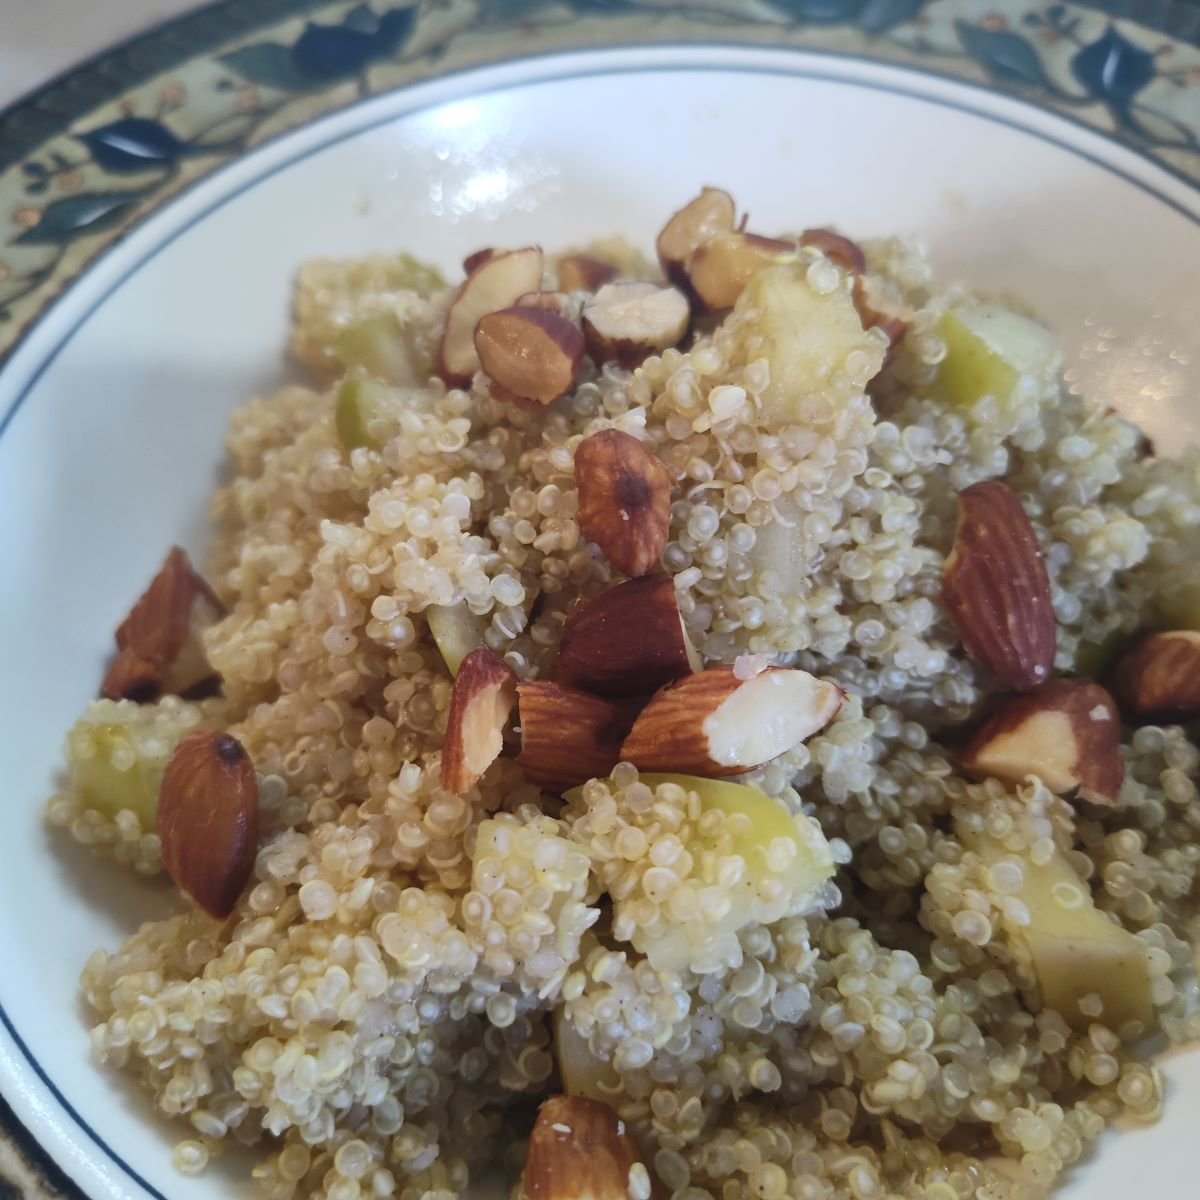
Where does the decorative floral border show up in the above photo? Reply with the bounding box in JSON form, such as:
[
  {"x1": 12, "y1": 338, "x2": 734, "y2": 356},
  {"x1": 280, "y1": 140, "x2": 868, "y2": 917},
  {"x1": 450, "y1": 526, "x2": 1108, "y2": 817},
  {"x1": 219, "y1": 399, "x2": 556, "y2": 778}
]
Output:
[
  {"x1": 0, "y1": 0, "x2": 1198, "y2": 370},
  {"x1": 0, "y1": 0, "x2": 1198, "y2": 1196}
]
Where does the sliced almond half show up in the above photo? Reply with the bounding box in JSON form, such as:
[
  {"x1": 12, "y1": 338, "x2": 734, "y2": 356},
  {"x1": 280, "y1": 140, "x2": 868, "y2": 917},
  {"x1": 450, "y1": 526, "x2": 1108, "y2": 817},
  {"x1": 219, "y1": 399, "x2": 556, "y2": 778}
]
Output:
[
  {"x1": 556, "y1": 254, "x2": 619, "y2": 293},
  {"x1": 961, "y1": 678, "x2": 1123, "y2": 805},
  {"x1": 574, "y1": 429, "x2": 673, "y2": 578},
  {"x1": 516, "y1": 681, "x2": 633, "y2": 790},
  {"x1": 474, "y1": 306, "x2": 584, "y2": 405},
  {"x1": 436, "y1": 246, "x2": 544, "y2": 386},
  {"x1": 1113, "y1": 630, "x2": 1200, "y2": 722},
  {"x1": 521, "y1": 1095, "x2": 647, "y2": 1200},
  {"x1": 684, "y1": 232, "x2": 793, "y2": 312},
  {"x1": 441, "y1": 647, "x2": 518, "y2": 793},
  {"x1": 799, "y1": 227, "x2": 867, "y2": 274},
  {"x1": 462, "y1": 247, "x2": 497, "y2": 274},
  {"x1": 942, "y1": 481, "x2": 1056, "y2": 692},
  {"x1": 620, "y1": 666, "x2": 844, "y2": 776},
  {"x1": 656, "y1": 186, "x2": 737, "y2": 290},
  {"x1": 556, "y1": 573, "x2": 700, "y2": 697},
  {"x1": 158, "y1": 729, "x2": 258, "y2": 919},
  {"x1": 101, "y1": 546, "x2": 225, "y2": 703},
  {"x1": 581, "y1": 281, "x2": 690, "y2": 369}
]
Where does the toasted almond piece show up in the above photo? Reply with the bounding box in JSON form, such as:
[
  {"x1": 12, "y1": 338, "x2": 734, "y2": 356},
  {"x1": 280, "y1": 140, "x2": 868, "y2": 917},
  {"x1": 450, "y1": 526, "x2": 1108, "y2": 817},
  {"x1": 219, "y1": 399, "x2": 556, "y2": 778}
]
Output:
[
  {"x1": 1112, "y1": 631, "x2": 1200, "y2": 721},
  {"x1": 441, "y1": 647, "x2": 517, "y2": 793},
  {"x1": 516, "y1": 681, "x2": 632, "y2": 789},
  {"x1": 557, "y1": 254, "x2": 619, "y2": 293},
  {"x1": 557, "y1": 574, "x2": 700, "y2": 697},
  {"x1": 656, "y1": 186, "x2": 738, "y2": 290},
  {"x1": 474, "y1": 306, "x2": 584, "y2": 405},
  {"x1": 961, "y1": 679, "x2": 1123, "y2": 805},
  {"x1": 684, "y1": 232, "x2": 793, "y2": 312},
  {"x1": 620, "y1": 666, "x2": 844, "y2": 776},
  {"x1": 799, "y1": 227, "x2": 867, "y2": 275},
  {"x1": 517, "y1": 290, "x2": 577, "y2": 318},
  {"x1": 521, "y1": 1095, "x2": 647, "y2": 1200},
  {"x1": 581, "y1": 281, "x2": 690, "y2": 369},
  {"x1": 157, "y1": 729, "x2": 258, "y2": 919},
  {"x1": 490, "y1": 379, "x2": 547, "y2": 411},
  {"x1": 462, "y1": 247, "x2": 496, "y2": 274},
  {"x1": 575, "y1": 429, "x2": 673, "y2": 578},
  {"x1": 101, "y1": 546, "x2": 224, "y2": 703},
  {"x1": 437, "y1": 246, "x2": 544, "y2": 386},
  {"x1": 942, "y1": 481, "x2": 1056, "y2": 692}
]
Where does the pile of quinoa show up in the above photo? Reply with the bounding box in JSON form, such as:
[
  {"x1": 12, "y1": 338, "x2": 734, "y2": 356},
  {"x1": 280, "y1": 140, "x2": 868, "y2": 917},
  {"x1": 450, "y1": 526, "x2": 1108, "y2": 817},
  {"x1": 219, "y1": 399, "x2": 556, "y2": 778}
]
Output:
[{"x1": 45, "y1": 220, "x2": 1200, "y2": 1200}]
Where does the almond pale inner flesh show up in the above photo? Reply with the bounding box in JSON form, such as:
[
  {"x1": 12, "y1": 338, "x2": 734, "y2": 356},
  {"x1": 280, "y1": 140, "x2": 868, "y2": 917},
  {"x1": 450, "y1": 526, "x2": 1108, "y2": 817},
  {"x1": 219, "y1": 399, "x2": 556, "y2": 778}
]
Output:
[
  {"x1": 463, "y1": 685, "x2": 515, "y2": 776},
  {"x1": 967, "y1": 709, "x2": 1081, "y2": 793},
  {"x1": 703, "y1": 671, "x2": 842, "y2": 767}
]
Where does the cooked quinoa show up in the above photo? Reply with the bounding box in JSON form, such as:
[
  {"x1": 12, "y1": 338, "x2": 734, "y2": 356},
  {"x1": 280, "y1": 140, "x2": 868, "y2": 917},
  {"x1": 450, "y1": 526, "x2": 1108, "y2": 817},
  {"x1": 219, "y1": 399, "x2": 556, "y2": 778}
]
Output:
[{"x1": 50, "y1": 200, "x2": 1200, "y2": 1200}]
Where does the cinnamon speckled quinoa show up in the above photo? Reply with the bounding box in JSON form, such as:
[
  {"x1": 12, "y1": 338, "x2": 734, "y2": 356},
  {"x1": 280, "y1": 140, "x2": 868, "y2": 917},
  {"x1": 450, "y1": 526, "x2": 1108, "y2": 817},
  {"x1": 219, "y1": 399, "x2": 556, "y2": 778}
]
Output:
[{"x1": 46, "y1": 220, "x2": 1200, "y2": 1200}]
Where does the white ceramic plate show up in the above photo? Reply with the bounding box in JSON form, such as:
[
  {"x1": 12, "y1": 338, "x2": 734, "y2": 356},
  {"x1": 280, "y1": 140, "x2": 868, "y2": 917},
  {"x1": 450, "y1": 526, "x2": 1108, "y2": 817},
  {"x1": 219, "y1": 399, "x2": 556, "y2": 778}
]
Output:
[{"x1": 1, "y1": 43, "x2": 1199, "y2": 1200}]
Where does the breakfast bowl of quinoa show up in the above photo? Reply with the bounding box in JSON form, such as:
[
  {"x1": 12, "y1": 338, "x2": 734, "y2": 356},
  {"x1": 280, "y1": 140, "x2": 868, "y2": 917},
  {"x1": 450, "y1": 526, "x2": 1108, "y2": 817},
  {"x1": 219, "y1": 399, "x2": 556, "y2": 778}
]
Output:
[{"x1": 2, "y1": 35, "x2": 1200, "y2": 1200}]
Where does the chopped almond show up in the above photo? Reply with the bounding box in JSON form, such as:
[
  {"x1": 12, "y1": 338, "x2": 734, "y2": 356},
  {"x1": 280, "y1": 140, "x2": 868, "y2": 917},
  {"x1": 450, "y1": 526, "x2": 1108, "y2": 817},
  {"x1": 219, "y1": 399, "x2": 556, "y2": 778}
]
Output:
[
  {"x1": 574, "y1": 429, "x2": 673, "y2": 578},
  {"x1": 581, "y1": 281, "x2": 690, "y2": 369},
  {"x1": 1112, "y1": 631, "x2": 1200, "y2": 722},
  {"x1": 557, "y1": 574, "x2": 700, "y2": 697},
  {"x1": 462, "y1": 247, "x2": 496, "y2": 274},
  {"x1": 521, "y1": 1095, "x2": 647, "y2": 1200},
  {"x1": 158, "y1": 729, "x2": 258, "y2": 919},
  {"x1": 437, "y1": 246, "x2": 544, "y2": 386},
  {"x1": 656, "y1": 186, "x2": 737, "y2": 290},
  {"x1": 961, "y1": 679, "x2": 1123, "y2": 805},
  {"x1": 557, "y1": 254, "x2": 619, "y2": 293},
  {"x1": 620, "y1": 666, "x2": 844, "y2": 776},
  {"x1": 441, "y1": 647, "x2": 518, "y2": 793},
  {"x1": 516, "y1": 681, "x2": 632, "y2": 789},
  {"x1": 684, "y1": 232, "x2": 792, "y2": 312},
  {"x1": 474, "y1": 306, "x2": 584, "y2": 405},
  {"x1": 101, "y1": 546, "x2": 224, "y2": 703}
]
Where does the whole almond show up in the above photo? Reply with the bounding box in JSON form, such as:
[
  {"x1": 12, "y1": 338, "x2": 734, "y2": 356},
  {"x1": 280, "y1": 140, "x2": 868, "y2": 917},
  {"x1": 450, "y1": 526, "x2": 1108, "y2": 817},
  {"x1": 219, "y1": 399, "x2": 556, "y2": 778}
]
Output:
[
  {"x1": 1112, "y1": 630, "x2": 1200, "y2": 721},
  {"x1": 101, "y1": 545, "x2": 224, "y2": 703},
  {"x1": 942, "y1": 481, "x2": 1056, "y2": 692},
  {"x1": 521, "y1": 1095, "x2": 647, "y2": 1200},
  {"x1": 620, "y1": 665, "x2": 843, "y2": 776},
  {"x1": 475, "y1": 306, "x2": 584, "y2": 405},
  {"x1": 961, "y1": 678, "x2": 1123, "y2": 805},
  {"x1": 441, "y1": 647, "x2": 517, "y2": 793},
  {"x1": 574, "y1": 429, "x2": 673, "y2": 578},
  {"x1": 557, "y1": 573, "x2": 700, "y2": 697},
  {"x1": 158, "y1": 729, "x2": 258, "y2": 919},
  {"x1": 516, "y1": 681, "x2": 633, "y2": 790}
]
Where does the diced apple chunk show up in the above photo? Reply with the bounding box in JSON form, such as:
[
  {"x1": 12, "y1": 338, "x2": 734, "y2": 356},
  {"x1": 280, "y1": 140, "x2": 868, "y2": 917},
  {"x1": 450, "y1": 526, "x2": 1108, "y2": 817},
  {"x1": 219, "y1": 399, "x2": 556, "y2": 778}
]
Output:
[
  {"x1": 553, "y1": 1009, "x2": 625, "y2": 1104},
  {"x1": 736, "y1": 262, "x2": 884, "y2": 424},
  {"x1": 334, "y1": 312, "x2": 428, "y2": 386},
  {"x1": 70, "y1": 723, "x2": 165, "y2": 827},
  {"x1": 427, "y1": 603, "x2": 489, "y2": 676},
  {"x1": 963, "y1": 831, "x2": 1155, "y2": 1034},
  {"x1": 933, "y1": 303, "x2": 1060, "y2": 409}
]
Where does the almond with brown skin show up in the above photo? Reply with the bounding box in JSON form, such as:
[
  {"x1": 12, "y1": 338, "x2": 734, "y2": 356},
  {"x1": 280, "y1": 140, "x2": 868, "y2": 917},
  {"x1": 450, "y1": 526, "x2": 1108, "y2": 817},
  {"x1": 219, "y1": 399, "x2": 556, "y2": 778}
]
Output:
[
  {"x1": 1112, "y1": 631, "x2": 1200, "y2": 722},
  {"x1": 581, "y1": 281, "x2": 690, "y2": 369},
  {"x1": 556, "y1": 573, "x2": 701, "y2": 697},
  {"x1": 942, "y1": 481, "x2": 1056, "y2": 692},
  {"x1": 475, "y1": 306, "x2": 584, "y2": 405},
  {"x1": 158, "y1": 729, "x2": 258, "y2": 919},
  {"x1": 101, "y1": 546, "x2": 224, "y2": 703},
  {"x1": 521, "y1": 1095, "x2": 648, "y2": 1200},
  {"x1": 656, "y1": 186, "x2": 737, "y2": 291},
  {"x1": 462, "y1": 247, "x2": 496, "y2": 274},
  {"x1": 557, "y1": 254, "x2": 619, "y2": 293},
  {"x1": 437, "y1": 246, "x2": 544, "y2": 386},
  {"x1": 960, "y1": 678, "x2": 1123, "y2": 805},
  {"x1": 441, "y1": 647, "x2": 518, "y2": 793},
  {"x1": 516, "y1": 681, "x2": 632, "y2": 789},
  {"x1": 799, "y1": 227, "x2": 867, "y2": 274},
  {"x1": 684, "y1": 232, "x2": 793, "y2": 312},
  {"x1": 575, "y1": 429, "x2": 672, "y2": 578},
  {"x1": 620, "y1": 665, "x2": 844, "y2": 776}
]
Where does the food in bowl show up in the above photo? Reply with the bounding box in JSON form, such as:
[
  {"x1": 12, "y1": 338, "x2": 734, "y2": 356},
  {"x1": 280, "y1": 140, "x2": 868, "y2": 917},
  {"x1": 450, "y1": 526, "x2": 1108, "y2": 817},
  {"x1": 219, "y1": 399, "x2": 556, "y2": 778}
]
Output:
[{"x1": 44, "y1": 187, "x2": 1200, "y2": 1200}]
